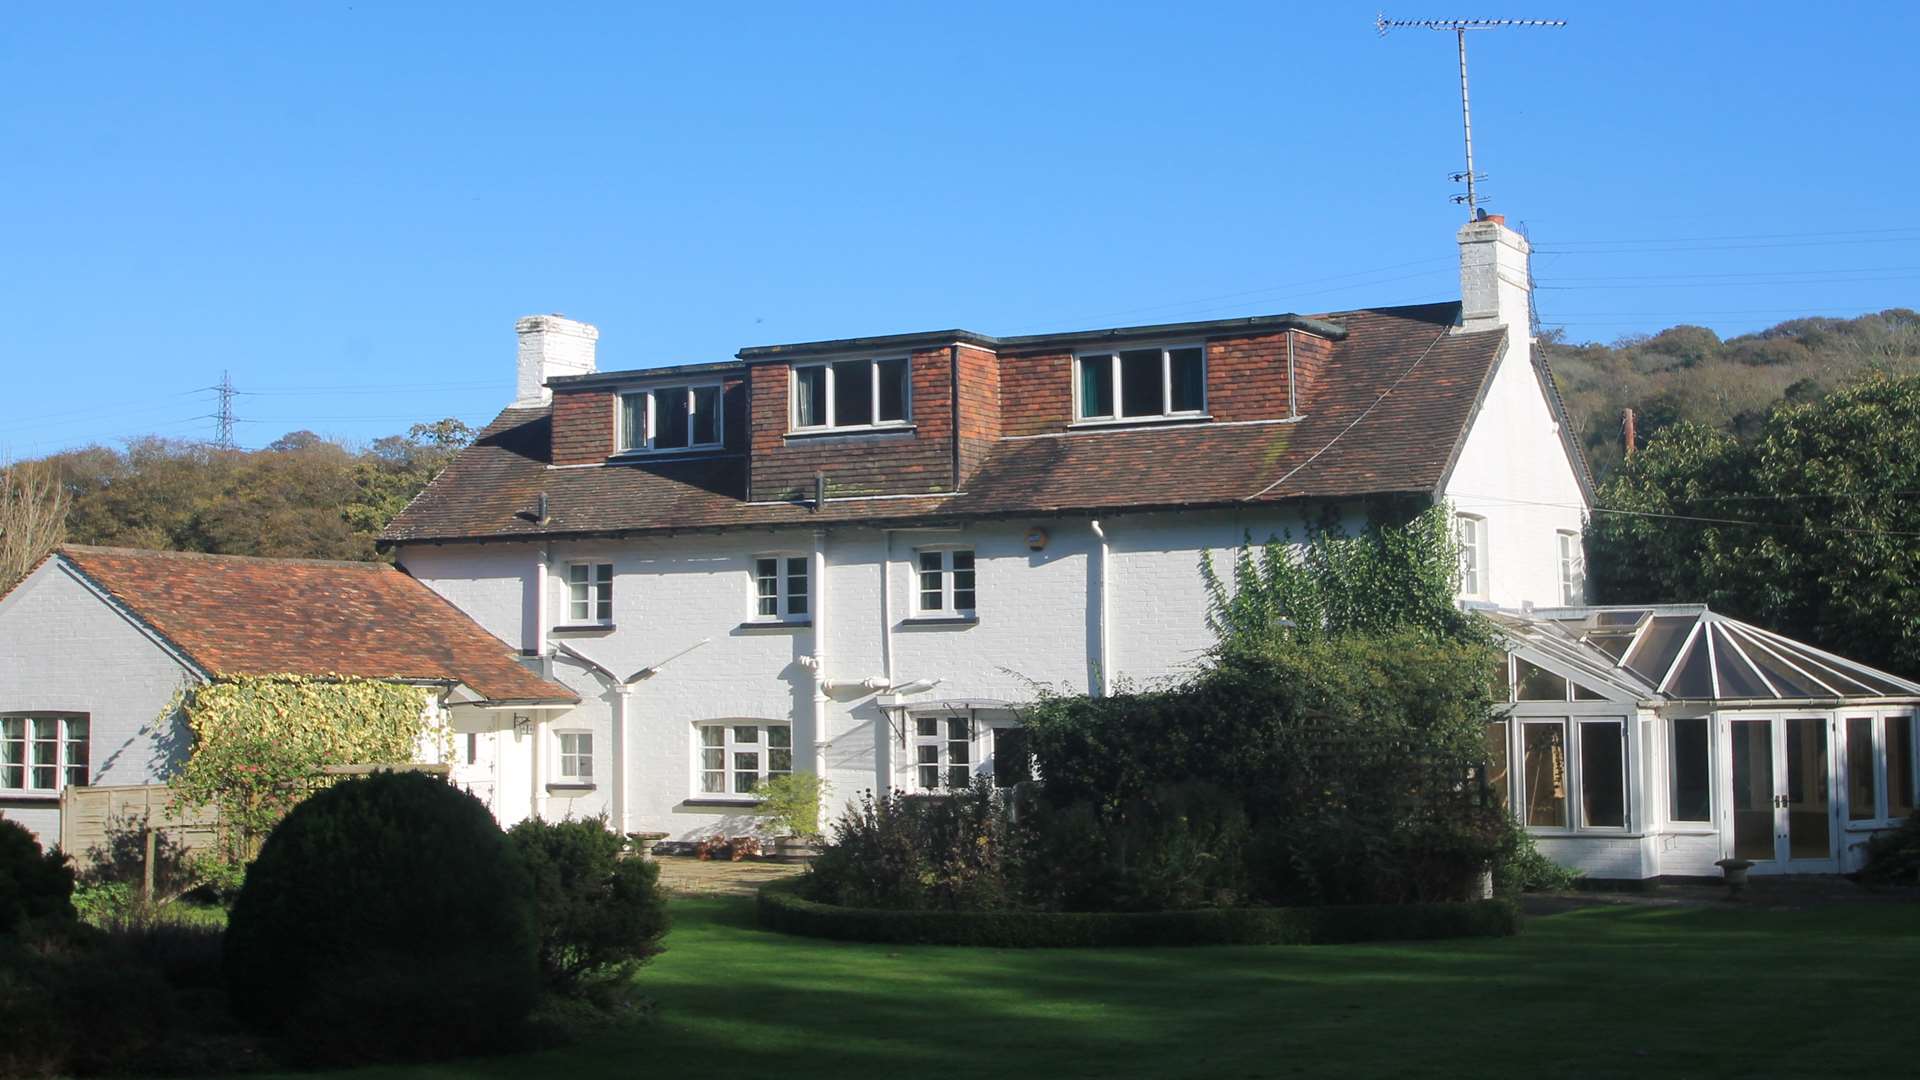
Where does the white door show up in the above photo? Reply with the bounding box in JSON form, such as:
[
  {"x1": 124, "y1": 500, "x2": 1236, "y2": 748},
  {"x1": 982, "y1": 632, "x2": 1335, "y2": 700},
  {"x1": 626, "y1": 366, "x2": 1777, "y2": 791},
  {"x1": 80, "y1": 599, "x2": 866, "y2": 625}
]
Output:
[
  {"x1": 450, "y1": 728, "x2": 499, "y2": 813},
  {"x1": 1728, "y1": 716, "x2": 1837, "y2": 873}
]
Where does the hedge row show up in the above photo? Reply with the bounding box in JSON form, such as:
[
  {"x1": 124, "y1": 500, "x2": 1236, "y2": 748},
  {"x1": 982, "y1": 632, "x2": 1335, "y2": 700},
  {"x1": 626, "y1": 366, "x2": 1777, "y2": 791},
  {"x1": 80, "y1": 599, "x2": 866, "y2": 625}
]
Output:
[{"x1": 756, "y1": 880, "x2": 1520, "y2": 948}]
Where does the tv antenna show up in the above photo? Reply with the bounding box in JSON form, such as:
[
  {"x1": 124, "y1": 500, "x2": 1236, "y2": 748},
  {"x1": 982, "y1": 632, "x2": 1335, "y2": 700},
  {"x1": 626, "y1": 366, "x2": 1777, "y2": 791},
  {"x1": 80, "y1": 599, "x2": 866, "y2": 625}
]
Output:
[{"x1": 1376, "y1": 15, "x2": 1566, "y2": 218}]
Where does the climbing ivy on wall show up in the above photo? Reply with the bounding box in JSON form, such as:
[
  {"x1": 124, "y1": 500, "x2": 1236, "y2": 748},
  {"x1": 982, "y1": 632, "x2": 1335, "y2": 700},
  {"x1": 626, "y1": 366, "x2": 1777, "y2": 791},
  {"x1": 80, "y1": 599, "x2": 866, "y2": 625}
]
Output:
[{"x1": 165, "y1": 674, "x2": 447, "y2": 861}]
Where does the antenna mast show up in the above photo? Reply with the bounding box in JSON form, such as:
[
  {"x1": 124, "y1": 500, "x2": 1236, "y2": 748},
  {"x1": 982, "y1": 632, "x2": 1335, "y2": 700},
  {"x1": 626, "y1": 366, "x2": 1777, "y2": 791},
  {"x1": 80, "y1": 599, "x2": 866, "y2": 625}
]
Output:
[{"x1": 1376, "y1": 15, "x2": 1566, "y2": 218}]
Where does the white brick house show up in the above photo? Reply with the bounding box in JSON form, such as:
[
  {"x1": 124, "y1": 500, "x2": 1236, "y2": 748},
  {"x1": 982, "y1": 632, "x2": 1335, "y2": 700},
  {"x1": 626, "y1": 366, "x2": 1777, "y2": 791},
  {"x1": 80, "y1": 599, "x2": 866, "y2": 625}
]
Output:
[{"x1": 382, "y1": 216, "x2": 1613, "y2": 846}]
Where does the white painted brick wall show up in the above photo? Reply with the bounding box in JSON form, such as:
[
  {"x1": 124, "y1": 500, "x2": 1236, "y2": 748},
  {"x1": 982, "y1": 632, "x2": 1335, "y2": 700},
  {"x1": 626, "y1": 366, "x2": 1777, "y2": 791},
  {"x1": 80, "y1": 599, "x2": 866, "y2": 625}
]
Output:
[{"x1": 0, "y1": 562, "x2": 202, "y2": 848}]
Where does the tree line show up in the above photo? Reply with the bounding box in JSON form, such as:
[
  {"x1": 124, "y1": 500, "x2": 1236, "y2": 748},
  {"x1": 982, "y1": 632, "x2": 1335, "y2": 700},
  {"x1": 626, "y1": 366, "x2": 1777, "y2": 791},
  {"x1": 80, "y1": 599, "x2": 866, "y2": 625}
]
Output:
[{"x1": 1, "y1": 418, "x2": 471, "y2": 590}]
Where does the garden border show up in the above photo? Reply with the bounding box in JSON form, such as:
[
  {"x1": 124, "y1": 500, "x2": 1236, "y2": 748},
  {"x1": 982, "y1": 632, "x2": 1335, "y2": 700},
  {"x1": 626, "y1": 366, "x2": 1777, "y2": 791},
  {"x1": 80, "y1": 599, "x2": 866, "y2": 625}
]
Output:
[{"x1": 756, "y1": 880, "x2": 1520, "y2": 948}]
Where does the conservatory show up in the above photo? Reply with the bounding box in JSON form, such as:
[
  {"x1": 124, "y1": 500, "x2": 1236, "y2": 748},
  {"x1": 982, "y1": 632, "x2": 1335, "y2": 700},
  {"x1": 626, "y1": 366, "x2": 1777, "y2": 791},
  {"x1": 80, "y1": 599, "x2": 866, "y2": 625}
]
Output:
[{"x1": 1486, "y1": 605, "x2": 1920, "y2": 879}]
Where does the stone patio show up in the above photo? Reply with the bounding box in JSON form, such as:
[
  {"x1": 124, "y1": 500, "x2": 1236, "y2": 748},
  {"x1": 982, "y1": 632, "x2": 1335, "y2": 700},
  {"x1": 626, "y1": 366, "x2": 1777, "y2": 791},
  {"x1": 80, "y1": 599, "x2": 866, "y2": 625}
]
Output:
[{"x1": 652, "y1": 855, "x2": 803, "y2": 897}]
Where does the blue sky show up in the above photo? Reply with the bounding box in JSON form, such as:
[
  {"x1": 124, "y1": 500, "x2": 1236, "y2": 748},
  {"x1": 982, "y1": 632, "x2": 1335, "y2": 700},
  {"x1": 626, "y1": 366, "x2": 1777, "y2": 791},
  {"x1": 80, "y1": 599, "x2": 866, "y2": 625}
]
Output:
[{"x1": 3, "y1": 2, "x2": 1915, "y2": 455}]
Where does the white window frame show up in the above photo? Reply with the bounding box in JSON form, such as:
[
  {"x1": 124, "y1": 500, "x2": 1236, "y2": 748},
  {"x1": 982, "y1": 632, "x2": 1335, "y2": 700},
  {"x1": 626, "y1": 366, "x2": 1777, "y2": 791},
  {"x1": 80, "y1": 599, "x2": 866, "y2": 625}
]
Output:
[
  {"x1": 1668, "y1": 714, "x2": 1715, "y2": 826},
  {"x1": 1072, "y1": 343, "x2": 1207, "y2": 423},
  {"x1": 750, "y1": 554, "x2": 810, "y2": 622},
  {"x1": 909, "y1": 713, "x2": 977, "y2": 792},
  {"x1": 913, "y1": 547, "x2": 976, "y2": 618},
  {"x1": 789, "y1": 356, "x2": 912, "y2": 432},
  {"x1": 1455, "y1": 513, "x2": 1488, "y2": 599},
  {"x1": 1841, "y1": 710, "x2": 1918, "y2": 828},
  {"x1": 1557, "y1": 530, "x2": 1585, "y2": 606},
  {"x1": 0, "y1": 713, "x2": 89, "y2": 795},
  {"x1": 694, "y1": 721, "x2": 793, "y2": 799},
  {"x1": 618, "y1": 382, "x2": 724, "y2": 454},
  {"x1": 564, "y1": 561, "x2": 614, "y2": 625},
  {"x1": 555, "y1": 731, "x2": 594, "y2": 785}
]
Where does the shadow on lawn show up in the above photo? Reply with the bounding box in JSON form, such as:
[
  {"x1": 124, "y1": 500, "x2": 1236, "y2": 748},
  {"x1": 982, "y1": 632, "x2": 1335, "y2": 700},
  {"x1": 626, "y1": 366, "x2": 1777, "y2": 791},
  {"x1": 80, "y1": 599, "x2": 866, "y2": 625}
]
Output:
[{"x1": 330, "y1": 899, "x2": 1920, "y2": 1080}]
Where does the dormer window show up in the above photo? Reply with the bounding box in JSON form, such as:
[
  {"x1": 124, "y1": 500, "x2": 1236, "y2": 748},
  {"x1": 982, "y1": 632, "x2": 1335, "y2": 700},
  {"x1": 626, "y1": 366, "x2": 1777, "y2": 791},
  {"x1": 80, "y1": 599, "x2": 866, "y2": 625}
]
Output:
[
  {"x1": 792, "y1": 357, "x2": 910, "y2": 431},
  {"x1": 619, "y1": 384, "x2": 722, "y2": 452},
  {"x1": 1075, "y1": 345, "x2": 1205, "y2": 422}
]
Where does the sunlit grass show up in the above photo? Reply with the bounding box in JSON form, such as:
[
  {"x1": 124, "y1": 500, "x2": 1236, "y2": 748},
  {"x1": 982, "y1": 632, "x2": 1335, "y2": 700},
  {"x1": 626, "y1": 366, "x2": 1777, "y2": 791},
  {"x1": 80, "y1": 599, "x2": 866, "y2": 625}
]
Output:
[{"x1": 332, "y1": 897, "x2": 1920, "y2": 1079}]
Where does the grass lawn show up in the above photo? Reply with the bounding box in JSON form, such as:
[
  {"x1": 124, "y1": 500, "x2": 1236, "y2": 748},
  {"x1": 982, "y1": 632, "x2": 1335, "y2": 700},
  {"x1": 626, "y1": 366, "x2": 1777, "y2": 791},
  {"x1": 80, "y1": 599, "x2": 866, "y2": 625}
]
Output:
[{"x1": 331, "y1": 896, "x2": 1919, "y2": 1080}]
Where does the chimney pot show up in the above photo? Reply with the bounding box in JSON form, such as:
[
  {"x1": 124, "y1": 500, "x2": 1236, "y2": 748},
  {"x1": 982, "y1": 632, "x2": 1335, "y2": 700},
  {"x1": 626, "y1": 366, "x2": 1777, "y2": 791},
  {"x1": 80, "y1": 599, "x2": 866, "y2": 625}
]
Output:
[{"x1": 514, "y1": 314, "x2": 599, "y2": 407}]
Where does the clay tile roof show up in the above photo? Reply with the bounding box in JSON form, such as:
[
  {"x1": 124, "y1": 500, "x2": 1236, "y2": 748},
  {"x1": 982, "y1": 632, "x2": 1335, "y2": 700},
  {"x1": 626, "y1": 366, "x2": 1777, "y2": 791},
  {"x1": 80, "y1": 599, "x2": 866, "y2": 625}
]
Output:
[
  {"x1": 57, "y1": 545, "x2": 576, "y2": 704},
  {"x1": 378, "y1": 303, "x2": 1514, "y2": 543}
]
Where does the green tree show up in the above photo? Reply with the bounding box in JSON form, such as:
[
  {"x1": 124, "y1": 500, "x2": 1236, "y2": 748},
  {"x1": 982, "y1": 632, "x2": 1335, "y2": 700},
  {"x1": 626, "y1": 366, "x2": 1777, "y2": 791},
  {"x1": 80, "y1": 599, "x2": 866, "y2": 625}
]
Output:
[{"x1": 1589, "y1": 374, "x2": 1920, "y2": 677}]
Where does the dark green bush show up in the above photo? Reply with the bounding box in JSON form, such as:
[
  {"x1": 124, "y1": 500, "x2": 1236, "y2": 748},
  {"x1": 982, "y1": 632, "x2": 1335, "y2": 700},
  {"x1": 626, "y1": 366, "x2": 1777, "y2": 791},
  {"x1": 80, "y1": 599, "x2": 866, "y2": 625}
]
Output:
[
  {"x1": 0, "y1": 818, "x2": 75, "y2": 938},
  {"x1": 224, "y1": 772, "x2": 538, "y2": 1065},
  {"x1": 759, "y1": 879, "x2": 1519, "y2": 948},
  {"x1": 507, "y1": 817, "x2": 669, "y2": 998},
  {"x1": 805, "y1": 783, "x2": 1016, "y2": 911},
  {"x1": 1, "y1": 919, "x2": 249, "y2": 1078},
  {"x1": 1860, "y1": 813, "x2": 1920, "y2": 885}
]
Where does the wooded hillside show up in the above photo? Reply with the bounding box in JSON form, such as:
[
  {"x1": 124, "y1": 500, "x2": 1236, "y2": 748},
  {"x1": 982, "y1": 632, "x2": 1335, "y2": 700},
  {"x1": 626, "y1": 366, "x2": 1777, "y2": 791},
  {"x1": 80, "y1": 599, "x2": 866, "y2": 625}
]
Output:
[
  {"x1": 1544, "y1": 308, "x2": 1920, "y2": 480},
  {"x1": 1, "y1": 419, "x2": 471, "y2": 585}
]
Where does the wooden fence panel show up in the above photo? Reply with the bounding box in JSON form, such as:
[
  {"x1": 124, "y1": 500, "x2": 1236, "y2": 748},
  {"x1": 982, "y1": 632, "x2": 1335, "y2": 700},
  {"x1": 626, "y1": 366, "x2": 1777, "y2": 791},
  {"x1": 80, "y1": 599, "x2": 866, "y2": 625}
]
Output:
[{"x1": 58, "y1": 784, "x2": 220, "y2": 869}]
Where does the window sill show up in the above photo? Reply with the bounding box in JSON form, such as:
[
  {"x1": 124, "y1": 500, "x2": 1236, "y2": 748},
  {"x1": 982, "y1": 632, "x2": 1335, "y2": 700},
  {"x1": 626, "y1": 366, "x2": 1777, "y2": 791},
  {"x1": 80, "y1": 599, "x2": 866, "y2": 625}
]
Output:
[
  {"x1": 737, "y1": 619, "x2": 812, "y2": 631},
  {"x1": 551, "y1": 623, "x2": 615, "y2": 634},
  {"x1": 607, "y1": 445, "x2": 726, "y2": 460},
  {"x1": 1067, "y1": 413, "x2": 1212, "y2": 431},
  {"x1": 900, "y1": 615, "x2": 979, "y2": 627},
  {"x1": 681, "y1": 797, "x2": 766, "y2": 808},
  {"x1": 0, "y1": 792, "x2": 61, "y2": 803},
  {"x1": 784, "y1": 423, "x2": 916, "y2": 441},
  {"x1": 546, "y1": 782, "x2": 596, "y2": 793}
]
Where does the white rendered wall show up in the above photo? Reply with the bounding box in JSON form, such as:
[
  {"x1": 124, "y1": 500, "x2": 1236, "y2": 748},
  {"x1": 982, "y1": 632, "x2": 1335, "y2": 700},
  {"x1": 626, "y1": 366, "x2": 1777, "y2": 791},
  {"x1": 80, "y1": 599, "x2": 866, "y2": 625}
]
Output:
[
  {"x1": 0, "y1": 562, "x2": 203, "y2": 848},
  {"x1": 1446, "y1": 219, "x2": 1590, "y2": 609},
  {"x1": 400, "y1": 503, "x2": 1405, "y2": 840}
]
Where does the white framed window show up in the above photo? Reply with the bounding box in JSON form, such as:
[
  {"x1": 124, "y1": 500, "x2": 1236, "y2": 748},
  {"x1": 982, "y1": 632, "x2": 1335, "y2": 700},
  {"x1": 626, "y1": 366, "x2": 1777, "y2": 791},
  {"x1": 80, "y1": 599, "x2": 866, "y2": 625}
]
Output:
[
  {"x1": 751, "y1": 555, "x2": 809, "y2": 620},
  {"x1": 911, "y1": 714, "x2": 975, "y2": 791},
  {"x1": 697, "y1": 722, "x2": 792, "y2": 796},
  {"x1": 1557, "y1": 530, "x2": 1585, "y2": 605},
  {"x1": 1670, "y1": 715, "x2": 1713, "y2": 823},
  {"x1": 1074, "y1": 344, "x2": 1205, "y2": 422},
  {"x1": 556, "y1": 732, "x2": 594, "y2": 784},
  {"x1": 791, "y1": 356, "x2": 910, "y2": 431},
  {"x1": 1454, "y1": 513, "x2": 1487, "y2": 599},
  {"x1": 565, "y1": 562, "x2": 613, "y2": 624},
  {"x1": 619, "y1": 384, "x2": 722, "y2": 453},
  {"x1": 1, "y1": 714, "x2": 88, "y2": 794},
  {"x1": 915, "y1": 548, "x2": 976, "y2": 616},
  {"x1": 1579, "y1": 719, "x2": 1627, "y2": 829},
  {"x1": 1519, "y1": 719, "x2": 1568, "y2": 829}
]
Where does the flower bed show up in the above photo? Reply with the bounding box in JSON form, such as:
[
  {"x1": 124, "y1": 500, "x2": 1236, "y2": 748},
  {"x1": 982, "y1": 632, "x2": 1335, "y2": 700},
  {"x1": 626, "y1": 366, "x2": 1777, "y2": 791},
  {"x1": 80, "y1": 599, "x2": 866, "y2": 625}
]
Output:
[{"x1": 755, "y1": 879, "x2": 1520, "y2": 948}]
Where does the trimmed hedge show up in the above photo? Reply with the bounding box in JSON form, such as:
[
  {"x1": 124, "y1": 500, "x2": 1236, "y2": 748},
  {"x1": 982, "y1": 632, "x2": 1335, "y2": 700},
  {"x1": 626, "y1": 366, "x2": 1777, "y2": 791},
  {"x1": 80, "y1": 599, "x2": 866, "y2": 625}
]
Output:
[{"x1": 757, "y1": 879, "x2": 1520, "y2": 948}]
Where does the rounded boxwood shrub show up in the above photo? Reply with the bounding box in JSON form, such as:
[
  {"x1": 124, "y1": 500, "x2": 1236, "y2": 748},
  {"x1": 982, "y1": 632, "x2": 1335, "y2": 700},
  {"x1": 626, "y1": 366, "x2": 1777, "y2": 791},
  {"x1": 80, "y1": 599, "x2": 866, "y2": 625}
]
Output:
[
  {"x1": 0, "y1": 817, "x2": 75, "y2": 937},
  {"x1": 223, "y1": 772, "x2": 537, "y2": 1065},
  {"x1": 506, "y1": 817, "x2": 670, "y2": 997},
  {"x1": 758, "y1": 879, "x2": 1519, "y2": 948}
]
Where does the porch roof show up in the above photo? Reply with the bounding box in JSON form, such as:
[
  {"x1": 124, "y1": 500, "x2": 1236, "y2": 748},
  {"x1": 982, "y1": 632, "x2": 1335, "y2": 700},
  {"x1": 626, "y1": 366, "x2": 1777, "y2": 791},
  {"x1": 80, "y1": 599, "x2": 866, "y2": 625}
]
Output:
[{"x1": 1489, "y1": 605, "x2": 1920, "y2": 705}]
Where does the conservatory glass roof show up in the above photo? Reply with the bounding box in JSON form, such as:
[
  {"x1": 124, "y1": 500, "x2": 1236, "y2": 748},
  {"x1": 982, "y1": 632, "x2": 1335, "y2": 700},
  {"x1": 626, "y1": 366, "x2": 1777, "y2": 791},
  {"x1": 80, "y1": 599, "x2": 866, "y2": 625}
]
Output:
[{"x1": 1488, "y1": 605, "x2": 1920, "y2": 704}]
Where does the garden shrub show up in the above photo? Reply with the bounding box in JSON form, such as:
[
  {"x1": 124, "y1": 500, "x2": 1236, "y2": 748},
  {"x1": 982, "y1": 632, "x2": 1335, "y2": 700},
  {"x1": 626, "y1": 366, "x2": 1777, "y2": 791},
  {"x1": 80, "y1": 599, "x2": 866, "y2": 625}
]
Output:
[
  {"x1": 755, "y1": 771, "x2": 827, "y2": 838},
  {"x1": 0, "y1": 818, "x2": 74, "y2": 938},
  {"x1": 78, "y1": 809, "x2": 201, "y2": 904},
  {"x1": 805, "y1": 782, "x2": 1016, "y2": 911},
  {"x1": 507, "y1": 817, "x2": 670, "y2": 998},
  {"x1": 223, "y1": 771, "x2": 537, "y2": 1065},
  {"x1": 1860, "y1": 813, "x2": 1920, "y2": 885}
]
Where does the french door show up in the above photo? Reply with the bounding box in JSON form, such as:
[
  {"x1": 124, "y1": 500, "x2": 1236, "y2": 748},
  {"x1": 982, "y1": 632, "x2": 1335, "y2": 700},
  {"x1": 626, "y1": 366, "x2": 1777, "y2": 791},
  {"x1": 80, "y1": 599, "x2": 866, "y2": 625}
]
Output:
[{"x1": 1728, "y1": 716, "x2": 1837, "y2": 872}]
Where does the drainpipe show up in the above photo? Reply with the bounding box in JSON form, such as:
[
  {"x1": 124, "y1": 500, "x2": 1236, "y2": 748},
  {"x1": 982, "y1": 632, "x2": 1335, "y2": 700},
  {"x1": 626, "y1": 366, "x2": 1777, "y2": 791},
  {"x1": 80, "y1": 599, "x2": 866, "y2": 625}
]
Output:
[
  {"x1": 532, "y1": 544, "x2": 551, "y2": 819},
  {"x1": 1089, "y1": 519, "x2": 1112, "y2": 697},
  {"x1": 810, "y1": 528, "x2": 830, "y2": 829},
  {"x1": 612, "y1": 686, "x2": 632, "y2": 836}
]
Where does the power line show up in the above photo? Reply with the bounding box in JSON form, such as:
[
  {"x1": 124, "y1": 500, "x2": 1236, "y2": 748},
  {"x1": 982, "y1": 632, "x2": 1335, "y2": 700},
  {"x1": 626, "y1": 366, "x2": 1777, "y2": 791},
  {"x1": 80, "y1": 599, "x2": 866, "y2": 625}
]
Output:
[
  {"x1": 1539, "y1": 225, "x2": 1920, "y2": 247},
  {"x1": 1453, "y1": 492, "x2": 1920, "y2": 540}
]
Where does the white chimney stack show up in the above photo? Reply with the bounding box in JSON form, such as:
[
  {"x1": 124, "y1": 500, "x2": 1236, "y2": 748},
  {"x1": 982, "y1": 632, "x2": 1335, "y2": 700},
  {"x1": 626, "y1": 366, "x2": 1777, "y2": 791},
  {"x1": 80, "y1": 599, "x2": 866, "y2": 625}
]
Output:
[
  {"x1": 1456, "y1": 213, "x2": 1531, "y2": 339},
  {"x1": 514, "y1": 314, "x2": 598, "y2": 407}
]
